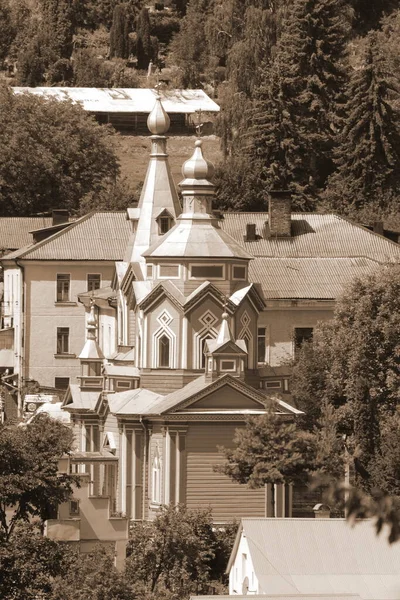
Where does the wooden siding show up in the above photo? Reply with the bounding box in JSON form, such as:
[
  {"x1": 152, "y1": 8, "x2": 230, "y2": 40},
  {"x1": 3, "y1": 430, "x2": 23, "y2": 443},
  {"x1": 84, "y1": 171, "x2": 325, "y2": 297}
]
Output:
[{"x1": 185, "y1": 422, "x2": 265, "y2": 521}]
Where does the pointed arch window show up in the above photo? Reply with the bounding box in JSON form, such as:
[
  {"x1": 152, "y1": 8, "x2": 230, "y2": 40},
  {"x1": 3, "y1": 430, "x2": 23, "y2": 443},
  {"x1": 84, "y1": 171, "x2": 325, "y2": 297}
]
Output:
[
  {"x1": 151, "y1": 448, "x2": 161, "y2": 505},
  {"x1": 159, "y1": 334, "x2": 170, "y2": 368}
]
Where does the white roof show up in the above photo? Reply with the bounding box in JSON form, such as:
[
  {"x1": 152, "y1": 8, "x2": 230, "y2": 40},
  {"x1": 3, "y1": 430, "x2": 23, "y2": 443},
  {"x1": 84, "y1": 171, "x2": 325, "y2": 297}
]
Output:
[
  {"x1": 228, "y1": 518, "x2": 400, "y2": 600},
  {"x1": 12, "y1": 88, "x2": 220, "y2": 114}
]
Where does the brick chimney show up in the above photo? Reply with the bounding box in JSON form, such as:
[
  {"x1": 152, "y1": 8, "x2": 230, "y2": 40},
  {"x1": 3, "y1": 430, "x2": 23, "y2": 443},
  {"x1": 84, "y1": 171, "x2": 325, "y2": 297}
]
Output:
[
  {"x1": 268, "y1": 190, "x2": 292, "y2": 237},
  {"x1": 52, "y1": 209, "x2": 69, "y2": 226}
]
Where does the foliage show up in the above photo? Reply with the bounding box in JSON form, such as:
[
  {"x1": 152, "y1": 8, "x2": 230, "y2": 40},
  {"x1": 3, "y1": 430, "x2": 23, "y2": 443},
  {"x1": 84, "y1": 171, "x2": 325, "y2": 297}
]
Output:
[
  {"x1": 0, "y1": 0, "x2": 15, "y2": 62},
  {"x1": 217, "y1": 408, "x2": 319, "y2": 487},
  {"x1": 292, "y1": 264, "x2": 400, "y2": 492},
  {"x1": 125, "y1": 504, "x2": 234, "y2": 599},
  {"x1": 0, "y1": 85, "x2": 120, "y2": 216},
  {"x1": 324, "y1": 31, "x2": 400, "y2": 215},
  {"x1": 79, "y1": 177, "x2": 140, "y2": 215},
  {"x1": 136, "y1": 7, "x2": 153, "y2": 70},
  {"x1": 0, "y1": 413, "x2": 78, "y2": 542},
  {"x1": 110, "y1": 3, "x2": 130, "y2": 59},
  {"x1": 0, "y1": 523, "x2": 75, "y2": 600},
  {"x1": 50, "y1": 544, "x2": 135, "y2": 600}
]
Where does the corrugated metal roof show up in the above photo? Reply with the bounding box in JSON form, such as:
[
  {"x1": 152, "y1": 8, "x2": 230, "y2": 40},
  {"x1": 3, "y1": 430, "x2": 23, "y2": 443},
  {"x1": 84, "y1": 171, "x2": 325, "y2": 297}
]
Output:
[
  {"x1": 65, "y1": 385, "x2": 100, "y2": 411},
  {"x1": 12, "y1": 88, "x2": 220, "y2": 114},
  {"x1": 249, "y1": 257, "x2": 380, "y2": 299},
  {"x1": 108, "y1": 387, "x2": 164, "y2": 415},
  {"x1": 0, "y1": 216, "x2": 53, "y2": 250},
  {"x1": 220, "y1": 213, "x2": 400, "y2": 262},
  {"x1": 233, "y1": 518, "x2": 400, "y2": 599},
  {"x1": 2, "y1": 212, "x2": 131, "y2": 261}
]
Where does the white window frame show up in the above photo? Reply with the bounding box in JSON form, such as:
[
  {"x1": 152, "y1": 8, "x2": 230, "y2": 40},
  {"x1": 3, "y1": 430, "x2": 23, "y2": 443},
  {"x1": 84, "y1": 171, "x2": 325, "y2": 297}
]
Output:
[
  {"x1": 264, "y1": 380, "x2": 282, "y2": 389},
  {"x1": 257, "y1": 326, "x2": 269, "y2": 366},
  {"x1": 151, "y1": 450, "x2": 162, "y2": 505},
  {"x1": 232, "y1": 264, "x2": 247, "y2": 280},
  {"x1": 56, "y1": 273, "x2": 71, "y2": 302},
  {"x1": 189, "y1": 263, "x2": 225, "y2": 280},
  {"x1": 220, "y1": 359, "x2": 236, "y2": 372},
  {"x1": 158, "y1": 264, "x2": 180, "y2": 279},
  {"x1": 56, "y1": 327, "x2": 70, "y2": 354}
]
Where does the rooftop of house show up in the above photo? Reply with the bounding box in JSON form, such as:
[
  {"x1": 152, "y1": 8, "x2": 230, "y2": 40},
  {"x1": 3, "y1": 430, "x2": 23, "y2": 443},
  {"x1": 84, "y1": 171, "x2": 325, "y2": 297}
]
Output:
[
  {"x1": 227, "y1": 518, "x2": 400, "y2": 600},
  {"x1": 0, "y1": 216, "x2": 54, "y2": 251},
  {"x1": 2, "y1": 211, "x2": 131, "y2": 262}
]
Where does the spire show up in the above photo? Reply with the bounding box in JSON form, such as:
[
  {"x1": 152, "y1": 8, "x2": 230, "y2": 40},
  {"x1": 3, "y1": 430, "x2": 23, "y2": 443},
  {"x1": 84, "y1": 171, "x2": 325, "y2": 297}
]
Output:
[
  {"x1": 79, "y1": 300, "x2": 104, "y2": 361},
  {"x1": 143, "y1": 139, "x2": 252, "y2": 261},
  {"x1": 216, "y1": 311, "x2": 234, "y2": 345},
  {"x1": 124, "y1": 95, "x2": 181, "y2": 276}
]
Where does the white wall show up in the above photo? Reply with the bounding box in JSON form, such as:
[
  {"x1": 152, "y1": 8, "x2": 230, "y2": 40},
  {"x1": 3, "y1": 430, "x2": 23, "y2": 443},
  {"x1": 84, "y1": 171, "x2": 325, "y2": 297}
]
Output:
[{"x1": 229, "y1": 533, "x2": 259, "y2": 595}]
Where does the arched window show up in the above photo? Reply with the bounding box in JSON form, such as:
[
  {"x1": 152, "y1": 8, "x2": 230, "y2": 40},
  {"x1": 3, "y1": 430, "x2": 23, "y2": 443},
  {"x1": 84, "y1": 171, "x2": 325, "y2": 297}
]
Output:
[
  {"x1": 151, "y1": 449, "x2": 161, "y2": 504},
  {"x1": 159, "y1": 334, "x2": 170, "y2": 367},
  {"x1": 201, "y1": 334, "x2": 214, "y2": 369}
]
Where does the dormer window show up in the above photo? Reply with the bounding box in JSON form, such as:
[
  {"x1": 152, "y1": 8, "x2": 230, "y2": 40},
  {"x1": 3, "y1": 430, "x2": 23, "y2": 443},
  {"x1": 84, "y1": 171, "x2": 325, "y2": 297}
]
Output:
[{"x1": 156, "y1": 209, "x2": 174, "y2": 235}]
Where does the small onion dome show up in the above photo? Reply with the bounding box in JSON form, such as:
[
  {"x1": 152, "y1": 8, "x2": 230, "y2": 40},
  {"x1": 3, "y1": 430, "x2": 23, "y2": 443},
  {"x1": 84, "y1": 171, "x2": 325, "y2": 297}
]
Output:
[
  {"x1": 147, "y1": 95, "x2": 170, "y2": 135},
  {"x1": 182, "y1": 140, "x2": 215, "y2": 180}
]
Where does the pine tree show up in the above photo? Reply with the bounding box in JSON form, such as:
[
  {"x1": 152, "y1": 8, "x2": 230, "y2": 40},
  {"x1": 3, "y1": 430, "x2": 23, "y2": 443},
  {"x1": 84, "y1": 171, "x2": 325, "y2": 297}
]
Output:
[
  {"x1": 136, "y1": 6, "x2": 152, "y2": 70},
  {"x1": 245, "y1": 0, "x2": 351, "y2": 210},
  {"x1": 110, "y1": 3, "x2": 130, "y2": 59},
  {"x1": 325, "y1": 31, "x2": 400, "y2": 214}
]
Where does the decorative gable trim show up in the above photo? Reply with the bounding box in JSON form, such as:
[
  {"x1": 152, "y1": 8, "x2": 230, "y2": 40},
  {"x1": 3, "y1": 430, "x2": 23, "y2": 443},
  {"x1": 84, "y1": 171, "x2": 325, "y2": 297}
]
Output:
[
  {"x1": 138, "y1": 281, "x2": 184, "y2": 313},
  {"x1": 184, "y1": 282, "x2": 236, "y2": 315}
]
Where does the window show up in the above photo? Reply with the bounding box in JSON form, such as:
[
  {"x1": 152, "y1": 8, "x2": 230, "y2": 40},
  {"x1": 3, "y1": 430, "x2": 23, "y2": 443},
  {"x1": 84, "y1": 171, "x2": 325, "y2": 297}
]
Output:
[
  {"x1": 151, "y1": 449, "x2": 161, "y2": 504},
  {"x1": 87, "y1": 274, "x2": 101, "y2": 292},
  {"x1": 265, "y1": 380, "x2": 282, "y2": 389},
  {"x1": 201, "y1": 335, "x2": 214, "y2": 369},
  {"x1": 116, "y1": 380, "x2": 132, "y2": 390},
  {"x1": 159, "y1": 335, "x2": 170, "y2": 367},
  {"x1": 190, "y1": 264, "x2": 224, "y2": 279},
  {"x1": 55, "y1": 377, "x2": 70, "y2": 390},
  {"x1": 233, "y1": 265, "x2": 246, "y2": 280},
  {"x1": 56, "y1": 274, "x2": 70, "y2": 302},
  {"x1": 220, "y1": 359, "x2": 235, "y2": 372},
  {"x1": 158, "y1": 264, "x2": 180, "y2": 278},
  {"x1": 257, "y1": 327, "x2": 268, "y2": 365},
  {"x1": 294, "y1": 327, "x2": 313, "y2": 355},
  {"x1": 147, "y1": 264, "x2": 154, "y2": 279},
  {"x1": 159, "y1": 216, "x2": 171, "y2": 234},
  {"x1": 69, "y1": 499, "x2": 80, "y2": 516},
  {"x1": 56, "y1": 327, "x2": 69, "y2": 354}
]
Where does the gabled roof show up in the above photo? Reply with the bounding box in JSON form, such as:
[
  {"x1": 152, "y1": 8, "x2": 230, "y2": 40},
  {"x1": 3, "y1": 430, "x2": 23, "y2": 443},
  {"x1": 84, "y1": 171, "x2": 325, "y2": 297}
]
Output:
[
  {"x1": 2, "y1": 212, "x2": 131, "y2": 261},
  {"x1": 0, "y1": 216, "x2": 53, "y2": 250},
  {"x1": 220, "y1": 213, "x2": 400, "y2": 261},
  {"x1": 108, "y1": 387, "x2": 164, "y2": 416},
  {"x1": 62, "y1": 384, "x2": 101, "y2": 412},
  {"x1": 249, "y1": 257, "x2": 380, "y2": 300},
  {"x1": 135, "y1": 280, "x2": 185, "y2": 311},
  {"x1": 227, "y1": 518, "x2": 400, "y2": 599}
]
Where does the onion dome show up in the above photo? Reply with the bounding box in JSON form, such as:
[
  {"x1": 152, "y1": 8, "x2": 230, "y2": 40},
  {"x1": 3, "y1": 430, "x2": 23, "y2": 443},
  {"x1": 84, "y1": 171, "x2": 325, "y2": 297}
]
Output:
[
  {"x1": 147, "y1": 95, "x2": 170, "y2": 135},
  {"x1": 182, "y1": 140, "x2": 215, "y2": 181}
]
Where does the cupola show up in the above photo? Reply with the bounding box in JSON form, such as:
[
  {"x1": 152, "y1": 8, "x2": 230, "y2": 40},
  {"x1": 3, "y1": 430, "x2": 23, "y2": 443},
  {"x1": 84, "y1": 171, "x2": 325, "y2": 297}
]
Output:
[
  {"x1": 204, "y1": 312, "x2": 248, "y2": 381},
  {"x1": 124, "y1": 95, "x2": 181, "y2": 276}
]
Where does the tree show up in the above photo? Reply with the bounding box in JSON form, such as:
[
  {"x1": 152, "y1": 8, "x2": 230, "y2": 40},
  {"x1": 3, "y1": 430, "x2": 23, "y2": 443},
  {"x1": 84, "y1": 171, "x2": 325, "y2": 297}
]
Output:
[
  {"x1": 50, "y1": 545, "x2": 135, "y2": 600},
  {"x1": 125, "y1": 504, "x2": 234, "y2": 598},
  {"x1": 0, "y1": 523, "x2": 75, "y2": 600},
  {"x1": 324, "y1": 31, "x2": 400, "y2": 217},
  {"x1": 292, "y1": 264, "x2": 400, "y2": 492},
  {"x1": 0, "y1": 413, "x2": 78, "y2": 542},
  {"x1": 0, "y1": 0, "x2": 15, "y2": 62},
  {"x1": 136, "y1": 7, "x2": 153, "y2": 70},
  {"x1": 0, "y1": 85, "x2": 120, "y2": 216},
  {"x1": 110, "y1": 3, "x2": 130, "y2": 59},
  {"x1": 243, "y1": 0, "x2": 351, "y2": 210}
]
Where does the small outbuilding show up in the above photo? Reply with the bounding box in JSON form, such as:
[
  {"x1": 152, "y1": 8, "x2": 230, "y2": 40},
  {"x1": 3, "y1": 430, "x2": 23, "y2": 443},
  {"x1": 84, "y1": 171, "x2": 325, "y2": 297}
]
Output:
[{"x1": 11, "y1": 87, "x2": 220, "y2": 133}]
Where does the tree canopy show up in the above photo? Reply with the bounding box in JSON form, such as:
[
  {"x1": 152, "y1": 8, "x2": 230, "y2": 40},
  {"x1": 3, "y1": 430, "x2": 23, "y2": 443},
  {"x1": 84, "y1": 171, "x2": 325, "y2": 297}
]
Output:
[
  {"x1": 0, "y1": 85, "x2": 120, "y2": 216},
  {"x1": 0, "y1": 413, "x2": 78, "y2": 542}
]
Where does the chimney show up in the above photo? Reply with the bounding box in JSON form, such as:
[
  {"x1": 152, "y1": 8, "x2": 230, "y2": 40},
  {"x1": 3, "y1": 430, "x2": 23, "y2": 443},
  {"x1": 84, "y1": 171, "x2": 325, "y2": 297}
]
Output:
[
  {"x1": 373, "y1": 221, "x2": 384, "y2": 236},
  {"x1": 52, "y1": 209, "x2": 69, "y2": 226},
  {"x1": 313, "y1": 503, "x2": 331, "y2": 518},
  {"x1": 245, "y1": 223, "x2": 256, "y2": 241},
  {"x1": 268, "y1": 190, "x2": 292, "y2": 237}
]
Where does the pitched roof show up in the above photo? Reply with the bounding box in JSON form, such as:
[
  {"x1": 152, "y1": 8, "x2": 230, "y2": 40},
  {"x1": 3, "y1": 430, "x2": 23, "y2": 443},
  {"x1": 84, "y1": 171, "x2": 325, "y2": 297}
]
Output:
[
  {"x1": 107, "y1": 387, "x2": 164, "y2": 416},
  {"x1": 0, "y1": 216, "x2": 53, "y2": 250},
  {"x1": 220, "y1": 213, "x2": 400, "y2": 261},
  {"x1": 250, "y1": 257, "x2": 380, "y2": 299},
  {"x1": 2, "y1": 212, "x2": 131, "y2": 261},
  {"x1": 228, "y1": 518, "x2": 400, "y2": 599},
  {"x1": 62, "y1": 384, "x2": 101, "y2": 411}
]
